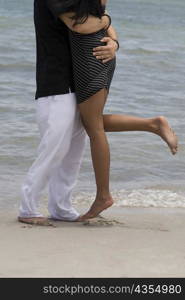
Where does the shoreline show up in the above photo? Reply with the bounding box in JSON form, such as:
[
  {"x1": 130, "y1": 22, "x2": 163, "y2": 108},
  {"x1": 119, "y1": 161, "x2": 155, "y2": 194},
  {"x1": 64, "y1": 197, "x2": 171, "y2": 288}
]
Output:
[{"x1": 0, "y1": 207, "x2": 185, "y2": 278}]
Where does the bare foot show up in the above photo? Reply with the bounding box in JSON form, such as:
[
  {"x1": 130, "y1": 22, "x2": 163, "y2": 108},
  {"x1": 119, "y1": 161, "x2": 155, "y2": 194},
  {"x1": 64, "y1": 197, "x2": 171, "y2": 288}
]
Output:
[
  {"x1": 18, "y1": 217, "x2": 53, "y2": 226},
  {"x1": 152, "y1": 116, "x2": 178, "y2": 155},
  {"x1": 77, "y1": 196, "x2": 114, "y2": 221}
]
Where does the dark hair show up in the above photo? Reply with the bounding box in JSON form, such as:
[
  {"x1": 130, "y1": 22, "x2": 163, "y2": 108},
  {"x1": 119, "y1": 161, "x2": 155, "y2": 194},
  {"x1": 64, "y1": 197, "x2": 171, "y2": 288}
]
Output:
[{"x1": 59, "y1": 0, "x2": 106, "y2": 25}]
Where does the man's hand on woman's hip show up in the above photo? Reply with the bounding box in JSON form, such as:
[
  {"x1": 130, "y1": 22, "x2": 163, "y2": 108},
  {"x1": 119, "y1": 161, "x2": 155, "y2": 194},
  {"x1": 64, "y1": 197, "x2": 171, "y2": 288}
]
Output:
[{"x1": 93, "y1": 37, "x2": 118, "y2": 63}]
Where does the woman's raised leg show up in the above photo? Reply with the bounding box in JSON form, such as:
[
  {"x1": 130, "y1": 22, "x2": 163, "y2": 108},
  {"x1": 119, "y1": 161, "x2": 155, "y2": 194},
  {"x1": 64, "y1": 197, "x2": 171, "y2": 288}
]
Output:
[{"x1": 103, "y1": 114, "x2": 178, "y2": 155}]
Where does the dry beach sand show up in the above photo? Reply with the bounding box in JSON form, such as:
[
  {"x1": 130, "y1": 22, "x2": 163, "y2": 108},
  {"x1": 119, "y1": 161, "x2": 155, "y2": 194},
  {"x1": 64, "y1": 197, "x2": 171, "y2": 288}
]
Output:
[{"x1": 0, "y1": 206, "x2": 185, "y2": 278}]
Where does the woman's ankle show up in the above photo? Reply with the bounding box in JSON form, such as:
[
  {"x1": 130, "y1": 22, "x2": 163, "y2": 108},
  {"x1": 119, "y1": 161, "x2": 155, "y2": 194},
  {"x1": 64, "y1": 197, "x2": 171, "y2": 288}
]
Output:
[
  {"x1": 96, "y1": 191, "x2": 112, "y2": 201},
  {"x1": 147, "y1": 117, "x2": 160, "y2": 133}
]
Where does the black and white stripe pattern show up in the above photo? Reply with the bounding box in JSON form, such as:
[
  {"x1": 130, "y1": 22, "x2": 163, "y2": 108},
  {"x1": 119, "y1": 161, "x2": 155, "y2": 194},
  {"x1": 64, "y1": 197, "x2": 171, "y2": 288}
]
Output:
[{"x1": 68, "y1": 26, "x2": 116, "y2": 103}]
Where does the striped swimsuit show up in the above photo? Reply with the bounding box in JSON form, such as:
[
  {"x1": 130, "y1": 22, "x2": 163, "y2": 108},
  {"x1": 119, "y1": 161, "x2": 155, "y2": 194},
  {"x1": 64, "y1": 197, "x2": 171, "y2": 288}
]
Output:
[{"x1": 68, "y1": 14, "x2": 116, "y2": 104}]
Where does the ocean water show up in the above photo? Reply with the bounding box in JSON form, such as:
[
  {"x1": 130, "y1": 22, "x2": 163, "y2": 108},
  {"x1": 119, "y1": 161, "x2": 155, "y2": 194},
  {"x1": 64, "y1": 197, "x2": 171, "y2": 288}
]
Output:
[{"x1": 0, "y1": 0, "x2": 185, "y2": 211}]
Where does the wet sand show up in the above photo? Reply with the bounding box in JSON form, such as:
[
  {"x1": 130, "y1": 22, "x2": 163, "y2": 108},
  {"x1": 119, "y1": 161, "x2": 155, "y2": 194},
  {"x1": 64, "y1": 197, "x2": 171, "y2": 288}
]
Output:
[{"x1": 0, "y1": 207, "x2": 185, "y2": 278}]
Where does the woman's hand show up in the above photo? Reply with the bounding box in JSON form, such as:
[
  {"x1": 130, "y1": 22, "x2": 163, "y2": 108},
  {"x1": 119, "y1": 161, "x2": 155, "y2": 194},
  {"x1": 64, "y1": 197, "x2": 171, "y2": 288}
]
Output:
[{"x1": 93, "y1": 37, "x2": 118, "y2": 63}]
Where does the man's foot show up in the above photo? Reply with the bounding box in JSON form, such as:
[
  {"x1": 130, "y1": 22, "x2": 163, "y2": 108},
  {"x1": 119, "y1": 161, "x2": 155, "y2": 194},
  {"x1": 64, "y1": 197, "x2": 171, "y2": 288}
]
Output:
[
  {"x1": 18, "y1": 217, "x2": 53, "y2": 226},
  {"x1": 151, "y1": 116, "x2": 178, "y2": 155},
  {"x1": 77, "y1": 196, "x2": 114, "y2": 221}
]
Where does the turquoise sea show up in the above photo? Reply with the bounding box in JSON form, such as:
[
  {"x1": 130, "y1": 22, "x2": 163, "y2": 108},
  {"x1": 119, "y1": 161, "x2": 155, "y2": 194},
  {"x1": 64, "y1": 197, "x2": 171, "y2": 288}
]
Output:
[{"x1": 0, "y1": 0, "x2": 185, "y2": 210}]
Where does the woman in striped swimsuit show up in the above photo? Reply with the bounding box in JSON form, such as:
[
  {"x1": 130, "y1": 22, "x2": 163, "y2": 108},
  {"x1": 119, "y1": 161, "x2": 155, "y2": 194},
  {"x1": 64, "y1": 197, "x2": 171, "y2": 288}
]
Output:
[{"x1": 50, "y1": 0, "x2": 178, "y2": 221}]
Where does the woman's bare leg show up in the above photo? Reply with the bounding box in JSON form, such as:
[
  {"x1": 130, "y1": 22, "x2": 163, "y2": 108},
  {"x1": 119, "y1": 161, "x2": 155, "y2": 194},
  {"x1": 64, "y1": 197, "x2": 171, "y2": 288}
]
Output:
[
  {"x1": 77, "y1": 89, "x2": 113, "y2": 220},
  {"x1": 103, "y1": 114, "x2": 178, "y2": 155}
]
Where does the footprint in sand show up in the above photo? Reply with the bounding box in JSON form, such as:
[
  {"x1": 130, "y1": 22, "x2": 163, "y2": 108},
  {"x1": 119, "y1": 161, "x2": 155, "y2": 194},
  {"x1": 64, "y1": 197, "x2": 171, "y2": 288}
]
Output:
[{"x1": 82, "y1": 216, "x2": 124, "y2": 227}]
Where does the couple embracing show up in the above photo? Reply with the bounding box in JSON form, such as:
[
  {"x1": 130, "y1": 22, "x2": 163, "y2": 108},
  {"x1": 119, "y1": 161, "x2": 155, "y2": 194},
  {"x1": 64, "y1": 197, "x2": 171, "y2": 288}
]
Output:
[{"x1": 18, "y1": 0, "x2": 178, "y2": 226}]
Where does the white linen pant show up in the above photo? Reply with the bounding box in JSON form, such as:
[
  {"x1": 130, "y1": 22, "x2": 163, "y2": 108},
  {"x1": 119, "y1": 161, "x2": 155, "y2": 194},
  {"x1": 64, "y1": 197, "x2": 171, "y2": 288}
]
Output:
[{"x1": 18, "y1": 93, "x2": 87, "y2": 221}]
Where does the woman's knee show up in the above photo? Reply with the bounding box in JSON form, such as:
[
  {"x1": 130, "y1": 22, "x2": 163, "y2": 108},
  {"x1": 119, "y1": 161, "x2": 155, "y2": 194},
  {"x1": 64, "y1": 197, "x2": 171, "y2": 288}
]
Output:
[
  {"x1": 79, "y1": 111, "x2": 104, "y2": 137},
  {"x1": 84, "y1": 124, "x2": 105, "y2": 139},
  {"x1": 78, "y1": 91, "x2": 106, "y2": 137}
]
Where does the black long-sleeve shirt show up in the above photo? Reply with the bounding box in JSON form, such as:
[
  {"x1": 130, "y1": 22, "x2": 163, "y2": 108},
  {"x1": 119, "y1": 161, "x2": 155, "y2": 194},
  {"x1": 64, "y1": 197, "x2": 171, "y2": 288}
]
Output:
[{"x1": 34, "y1": 0, "x2": 75, "y2": 100}]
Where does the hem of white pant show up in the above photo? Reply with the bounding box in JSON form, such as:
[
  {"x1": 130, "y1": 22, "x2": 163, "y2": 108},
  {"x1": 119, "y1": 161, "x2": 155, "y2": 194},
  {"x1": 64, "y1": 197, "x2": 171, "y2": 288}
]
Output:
[
  {"x1": 48, "y1": 213, "x2": 80, "y2": 222},
  {"x1": 18, "y1": 214, "x2": 44, "y2": 218}
]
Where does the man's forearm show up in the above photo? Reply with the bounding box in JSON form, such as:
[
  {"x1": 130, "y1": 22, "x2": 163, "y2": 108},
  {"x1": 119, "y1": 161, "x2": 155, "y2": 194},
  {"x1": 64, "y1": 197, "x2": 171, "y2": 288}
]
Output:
[{"x1": 107, "y1": 25, "x2": 118, "y2": 41}]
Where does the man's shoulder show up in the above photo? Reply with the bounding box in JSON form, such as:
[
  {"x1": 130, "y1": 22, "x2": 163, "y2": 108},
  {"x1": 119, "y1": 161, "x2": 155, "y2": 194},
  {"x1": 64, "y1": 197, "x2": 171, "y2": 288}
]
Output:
[
  {"x1": 34, "y1": 0, "x2": 55, "y2": 17},
  {"x1": 34, "y1": 0, "x2": 67, "y2": 32},
  {"x1": 34, "y1": 0, "x2": 66, "y2": 26}
]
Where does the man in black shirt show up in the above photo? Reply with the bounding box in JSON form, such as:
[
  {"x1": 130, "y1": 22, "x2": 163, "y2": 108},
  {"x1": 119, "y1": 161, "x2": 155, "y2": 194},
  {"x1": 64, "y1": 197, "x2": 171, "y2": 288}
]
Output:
[{"x1": 18, "y1": 0, "x2": 118, "y2": 225}]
